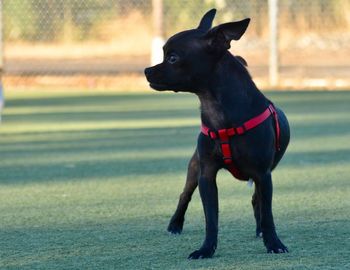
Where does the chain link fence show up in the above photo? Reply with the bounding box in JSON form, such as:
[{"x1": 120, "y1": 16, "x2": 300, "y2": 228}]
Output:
[{"x1": 1, "y1": 0, "x2": 350, "y2": 90}]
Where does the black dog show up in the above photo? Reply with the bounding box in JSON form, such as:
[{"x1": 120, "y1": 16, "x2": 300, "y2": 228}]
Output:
[{"x1": 144, "y1": 9, "x2": 290, "y2": 259}]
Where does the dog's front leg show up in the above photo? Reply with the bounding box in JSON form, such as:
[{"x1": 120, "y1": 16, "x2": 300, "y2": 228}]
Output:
[
  {"x1": 188, "y1": 164, "x2": 218, "y2": 259},
  {"x1": 168, "y1": 150, "x2": 199, "y2": 234},
  {"x1": 256, "y1": 172, "x2": 288, "y2": 253}
]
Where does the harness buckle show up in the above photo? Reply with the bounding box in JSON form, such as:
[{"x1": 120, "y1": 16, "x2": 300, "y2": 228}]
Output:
[
  {"x1": 223, "y1": 157, "x2": 233, "y2": 164},
  {"x1": 268, "y1": 104, "x2": 276, "y2": 115}
]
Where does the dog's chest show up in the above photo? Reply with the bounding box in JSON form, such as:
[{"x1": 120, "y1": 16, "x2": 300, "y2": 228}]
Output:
[{"x1": 199, "y1": 95, "x2": 227, "y2": 129}]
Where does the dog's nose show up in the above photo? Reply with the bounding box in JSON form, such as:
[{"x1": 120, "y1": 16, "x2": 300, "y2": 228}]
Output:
[{"x1": 144, "y1": 67, "x2": 151, "y2": 77}]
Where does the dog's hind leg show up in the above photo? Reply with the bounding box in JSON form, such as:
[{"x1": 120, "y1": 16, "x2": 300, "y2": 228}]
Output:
[
  {"x1": 168, "y1": 149, "x2": 199, "y2": 234},
  {"x1": 255, "y1": 172, "x2": 288, "y2": 253},
  {"x1": 252, "y1": 187, "x2": 262, "y2": 238}
]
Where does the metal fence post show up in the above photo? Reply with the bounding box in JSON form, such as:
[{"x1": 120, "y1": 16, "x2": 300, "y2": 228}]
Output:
[
  {"x1": 0, "y1": 0, "x2": 3, "y2": 73},
  {"x1": 63, "y1": 0, "x2": 73, "y2": 43},
  {"x1": 268, "y1": 0, "x2": 279, "y2": 87},
  {"x1": 151, "y1": 0, "x2": 164, "y2": 65},
  {"x1": 0, "y1": 0, "x2": 4, "y2": 122}
]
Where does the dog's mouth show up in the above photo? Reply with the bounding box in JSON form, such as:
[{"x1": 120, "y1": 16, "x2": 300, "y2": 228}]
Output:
[
  {"x1": 150, "y1": 83, "x2": 180, "y2": 93},
  {"x1": 149, "y1": 83, "x2": 169, "y2": 91}
]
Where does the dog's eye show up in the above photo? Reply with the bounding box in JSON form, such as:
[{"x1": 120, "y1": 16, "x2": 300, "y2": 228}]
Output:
[{"x1": 167, "y1": 54, "x2": 179, "y2": 64}]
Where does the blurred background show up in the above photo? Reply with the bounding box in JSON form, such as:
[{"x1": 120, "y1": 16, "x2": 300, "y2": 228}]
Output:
[
  {"x1": 1, "y1": 0, "x2": 350, "y2": 90},
  {"x1": 1, "y1": 2, "x2": 350, "y2": 268}
]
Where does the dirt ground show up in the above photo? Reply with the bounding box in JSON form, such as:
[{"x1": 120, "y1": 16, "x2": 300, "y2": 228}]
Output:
[{"x1": 3, "y1": 45, "x2": 350, "y2": 90}]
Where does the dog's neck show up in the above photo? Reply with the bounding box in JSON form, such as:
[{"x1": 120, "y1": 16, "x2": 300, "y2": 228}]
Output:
[{"x1": 198, "y1": 52, "x2": 269, "y2": 130}]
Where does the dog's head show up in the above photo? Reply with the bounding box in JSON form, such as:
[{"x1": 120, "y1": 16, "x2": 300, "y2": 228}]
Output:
[{"x1": 144, "y1": 9, "x2": 250, "y2": 93}]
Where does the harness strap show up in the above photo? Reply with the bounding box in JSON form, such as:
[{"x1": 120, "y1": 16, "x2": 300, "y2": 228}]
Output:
[
  {"x1": 201, "y1": 105, "x2": 277, "y2": 139},
  {"x1": 269, "y1": 105, "x2": 281, "y2": 151},
  {"x1": 200, "y1": 104, "x2": 281, "y2": 180}
]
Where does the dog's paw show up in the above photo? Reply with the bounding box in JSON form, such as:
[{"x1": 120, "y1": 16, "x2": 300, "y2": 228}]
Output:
[
  {"x1": 264, "y1": 236, "x2": 288, "y2": 253},
  {"x1": 188, "y1": 246, "x2": 216, "y2": 259},
  {"x1": 167, "y1": 219, "x2": 184, "y2": 234},
  {"x1": 267, "y1": 245, "x2": 288, "y2": 253}
]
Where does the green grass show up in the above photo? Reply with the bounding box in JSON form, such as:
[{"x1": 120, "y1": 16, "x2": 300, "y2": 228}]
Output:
[{"x1": 0, "y1": 90, "x2": 349, "y2": 270}]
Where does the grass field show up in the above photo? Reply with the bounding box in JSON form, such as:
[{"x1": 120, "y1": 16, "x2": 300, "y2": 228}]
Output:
[{"x1": 0, "y1": 90, "x2": 349, "y2": 270}]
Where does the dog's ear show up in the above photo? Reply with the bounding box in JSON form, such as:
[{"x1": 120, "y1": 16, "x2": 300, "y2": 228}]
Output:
[
  {"x1": 205, "y1": 18, "x2": 250, "y2": 50},
  {"x1": 197, "y1": 9, "x2": 216, "y2": 31}
]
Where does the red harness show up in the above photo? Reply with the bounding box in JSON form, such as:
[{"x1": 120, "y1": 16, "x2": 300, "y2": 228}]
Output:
[{"x1": 201, "y1": 104, "x2": 280, "y2": 180}]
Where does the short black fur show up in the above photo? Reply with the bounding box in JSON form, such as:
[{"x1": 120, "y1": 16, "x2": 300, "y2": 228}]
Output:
[{"x1": 145, "y1": 8, "x2": 290, "y2": 259}]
